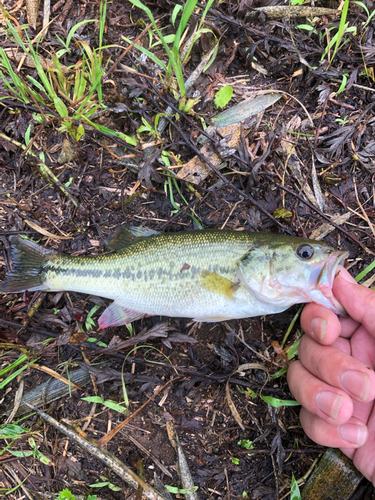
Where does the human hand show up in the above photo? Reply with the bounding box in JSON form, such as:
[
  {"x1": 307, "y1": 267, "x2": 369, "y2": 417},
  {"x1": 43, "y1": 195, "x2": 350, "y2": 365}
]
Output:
[{"x1": 287, "y1": 266, "x2": 375, "y2": 484}]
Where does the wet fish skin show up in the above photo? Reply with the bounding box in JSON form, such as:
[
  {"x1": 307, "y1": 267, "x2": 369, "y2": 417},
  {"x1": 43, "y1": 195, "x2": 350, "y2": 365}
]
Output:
[{"x1": 0, "y1": 228, "x2": 348, "y2": 328}]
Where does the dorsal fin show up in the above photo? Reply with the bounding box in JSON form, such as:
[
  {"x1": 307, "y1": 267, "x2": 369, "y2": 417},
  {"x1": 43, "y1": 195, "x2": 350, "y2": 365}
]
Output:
[{"x1": 105, "y1": 226, "x2": 160, "y2": 251}]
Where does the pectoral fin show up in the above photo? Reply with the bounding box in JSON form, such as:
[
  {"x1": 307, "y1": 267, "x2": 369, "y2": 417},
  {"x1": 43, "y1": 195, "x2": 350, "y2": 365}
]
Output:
[
  {"x1": 199, "y1": 270, "x2": 239, "y2": 299},
  {"x1": 98, "y1": 302, "x2": 145, "y2": 328}
]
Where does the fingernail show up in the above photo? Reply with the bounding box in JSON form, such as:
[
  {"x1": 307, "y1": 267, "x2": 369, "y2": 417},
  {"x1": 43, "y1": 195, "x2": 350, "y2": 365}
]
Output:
[
  {"x1": 337, "y1": 266, "x2": 356, "y2": 284},
  {"x1": 340, "y1": 423, "x2": 367, "y2": 446},
  {"x1": 310, "y1": 318, "x2": 327, "y2": 341},
  {"x1": 316, "y1": 391, "x2": 344, "y2": 420},
  {"x1": 341, "y1": 370, "x2": 371, "y2": 401}
]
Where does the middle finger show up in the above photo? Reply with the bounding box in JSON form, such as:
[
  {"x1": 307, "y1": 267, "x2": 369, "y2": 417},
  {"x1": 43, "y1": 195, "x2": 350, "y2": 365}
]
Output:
[{"x1": 299, "y1": 335, "x2": 375, "y2": 403}]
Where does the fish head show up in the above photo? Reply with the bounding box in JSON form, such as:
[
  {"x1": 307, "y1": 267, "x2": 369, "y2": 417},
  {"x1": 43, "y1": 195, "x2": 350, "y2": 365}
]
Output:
[{"x1": 238, "y1": 235, "x2": 349, "y2": 315}]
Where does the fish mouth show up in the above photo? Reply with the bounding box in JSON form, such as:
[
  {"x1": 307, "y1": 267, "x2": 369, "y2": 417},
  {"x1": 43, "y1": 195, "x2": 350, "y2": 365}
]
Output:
[{"x1": 312, "y1": 250, "x2": 349, "y2": 315}]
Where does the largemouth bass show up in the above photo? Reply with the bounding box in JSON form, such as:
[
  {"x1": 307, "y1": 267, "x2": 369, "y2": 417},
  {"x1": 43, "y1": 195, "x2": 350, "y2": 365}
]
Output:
[{"x1": 0, "y1": 227, "x2": 349, "y2": 328}]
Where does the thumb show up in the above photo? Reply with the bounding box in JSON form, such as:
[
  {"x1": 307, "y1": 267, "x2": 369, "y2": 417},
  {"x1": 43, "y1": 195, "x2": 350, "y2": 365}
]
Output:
[{"x1": 333, "y1": 266, "x2": 375, "y2": 337}]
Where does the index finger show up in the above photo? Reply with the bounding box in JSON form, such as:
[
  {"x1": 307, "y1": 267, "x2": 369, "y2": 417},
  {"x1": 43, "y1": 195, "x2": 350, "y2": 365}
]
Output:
[{"x1": 333, "y1": 266, "x2": 375, "y2": 338}]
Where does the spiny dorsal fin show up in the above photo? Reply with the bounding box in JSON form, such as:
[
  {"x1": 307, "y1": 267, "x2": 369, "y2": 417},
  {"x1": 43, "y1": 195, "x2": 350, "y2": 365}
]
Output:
[
  {"x1": 199, "y1": 269, "x2": 239, "y2": 299},
  {"x1": 105, "y1": 226, "x2": 160, "y2": 252}
]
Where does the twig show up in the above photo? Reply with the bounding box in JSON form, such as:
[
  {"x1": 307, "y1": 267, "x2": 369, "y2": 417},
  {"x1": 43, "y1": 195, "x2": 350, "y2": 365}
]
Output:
[
  {"x1": 98, "y1": 377, "x2": 180, "y2": 446},
  {"x1": 27, "y1": 405, "x2": 169, "y2": 500},
  {"x1": 272, "y1": 180, "x2": 373, "y2": 252},
  {"x1": 103, "y1": 21, "x2": 154, "y2": 80},
  {"x1": 162, "y1": 113, "x2": 294, "y2": 234}
]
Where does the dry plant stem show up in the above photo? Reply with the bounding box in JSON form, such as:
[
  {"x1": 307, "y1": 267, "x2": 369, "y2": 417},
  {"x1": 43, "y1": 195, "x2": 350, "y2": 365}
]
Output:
[
  {"x1": 26, "y1": 405, "x2": 169, "y2": 500},
  {"x1": 166, "y1": 421, "x2": 199, "y2": 500},
  {"x1": 73, "y1": 20, "x2": 154, "y2": 112},
  {"x1": 98, "y1": 377, "x2": 180, "y2": 446},
  {"x1": 273, "y1": 181, "x2": 372, "y2": 252},
  {"x1": 354, "y1": 180, "x2": 375, "y2": 238},
  {"x1": 139, "y1": 79, "x2": 291, "y2": 232},
  {"x1": 0, "y1": 132, "x2": 78, "y2": 206},
  {"x1": 25, "y1": 0, "x2": 38, "y2": 29},
  {"x1": 103, "y1": 21, "x2": 154, "y2": 80},
  {"x1": 162, "y1": 112, "x2": 293, "y2": 234},
  {"x1": 0, "y1": 99, "x2": 55, "y2": 116},
  {"x1": 244, "y1": 5, "x2": 338, "y2": 20},
  {"x1": 126, "y1": 433, "x2": 173, "y2": 478},
  {"x1": 0, "y1": 319, "x2": 285, "y2": 397}
]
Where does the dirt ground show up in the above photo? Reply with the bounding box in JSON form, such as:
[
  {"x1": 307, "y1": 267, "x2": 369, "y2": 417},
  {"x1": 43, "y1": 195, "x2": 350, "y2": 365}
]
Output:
[{"x1": 0, "y1": 0, "x2": 375, "y2": 498}]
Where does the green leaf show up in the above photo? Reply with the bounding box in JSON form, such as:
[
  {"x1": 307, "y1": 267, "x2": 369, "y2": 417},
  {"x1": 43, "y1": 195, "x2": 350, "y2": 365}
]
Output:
[
  {"x1": 87, "y1": 338, "x2": 108, "y2": 347},
  {"x1": 81, "y1": 396, "x2": 126, "y2": 413},
  {"x1": 296, "y1": 24, "x2": 316, "y2": 31},
  {"x1": 63, "y1": 177, "x2": 73, "y2": 187},
  {"x1": 9, "y1": 450, "x2": 34, "y2": 458},
  {"x1": 101, "y1": 399, "x2": 127, "y2": 413},
  {"x1": 82, "y1": 117, "x2": 138, "y2": 146},
  {"x1": 0, "y1": 424, "x2": 29, "y2": 439},
  {"x1": 54, "y1": 97, "x2": 69, "y2": 118},
  {"x1": 286, "y1": 338, "x2": 301, "y2": 360},
  {"x1": 82, "y1": 396, "x2": 103, "y2": 404},
  {"x1": 64, "y1": 20, "x2": 97, "y2": 50},
  {"x1": 165, "y1": 485, "x2": 198, "y2": 494},
  {"x1": 355, "y1": 259, "x2": 375, "y2": 282},
  {"x1": 172, "y1": 4, "x2": 183, "y2": 25},
  {"x1": 85, "y1": 304, "x2": 100, "y2": 330},
  {"x1": 24, "y1": 124, "x2": 32, "y2": 146},
  {"x1": 290, "y1": 475, "x2": 302, "y2": 500},
  {"x1": 108, "y1": 484, "x2": 122, "y2": 492},
  {"x1": 0, "y1": 364, "x2": 31, "y2": 389},
  {"x1": 274, "y1": 208, "x2": 293, "y2": 219},
  {"x1": 337, "y1": 74, "x2": 348, "y2": 95},
  {"x1": 90, "y1": 482, "x2": 110, "y2": 488},
  {"x1": 214, "y1": 86, "x2": 233, "y2": 109},
  {"x1": 238, "y1": 439, "x2": 254, "y2": 450},
  {"x1": 36, "y1": 450, "x2": 52, "y2": 465},
  {"x1": 271, "y1": 368, "x2": 287, "y2": 379},
  {"x1": 58, "y1": 489, "x2": 77, "y2": 500},
  {"x1": 261, "y1": 396, "x2": 300, "y2": 408}
]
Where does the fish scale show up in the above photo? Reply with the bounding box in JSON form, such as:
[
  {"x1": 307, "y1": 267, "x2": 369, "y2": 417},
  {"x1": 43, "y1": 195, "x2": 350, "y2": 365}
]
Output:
[{"x1": 0, "y1": 228, "x2": 349, "y2": 328}]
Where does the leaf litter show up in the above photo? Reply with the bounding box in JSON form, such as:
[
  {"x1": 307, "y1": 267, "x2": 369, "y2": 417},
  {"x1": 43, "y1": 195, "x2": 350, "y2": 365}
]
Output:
[{"x1": 0, "y1": 0, "x2": 374, "y2": 499}]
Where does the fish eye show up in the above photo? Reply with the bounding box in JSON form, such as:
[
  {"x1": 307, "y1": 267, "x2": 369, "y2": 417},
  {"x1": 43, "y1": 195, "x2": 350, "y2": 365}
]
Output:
[{"x1": 296, "y1": 244, "x2": 314, "y2": 260}]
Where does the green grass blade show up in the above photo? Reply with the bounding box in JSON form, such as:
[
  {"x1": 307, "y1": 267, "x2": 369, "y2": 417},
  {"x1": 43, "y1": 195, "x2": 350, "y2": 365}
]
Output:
[
  {"x1": 0, "y1": 354, "x2": 28, "y2": 377},
  {"x1": 328, "y1": 0, "x2": 349, "y2": 66},
  {"x1": 198, "y1": 0, "x2": 216, "y2": 30},
  {"x1": 172, "y1": 4, "x2": 183, "y2": 25},
  {"x1": 0, "y1": 363, "x2": 32, "y2": 389},
  {"x1": 80, "y1": 115, "x2": 138, "y2": 145},
  {"x1": 129, "y1": 0, "x2": 182, "y2": 95},
  {"x1": 99, "y1": 0, "x2": 107, "y2": 48},
  {"x1": 65, "y1": 19, "x2": 97, "y2": 49},
  {"x1": 122, "y1": 36, "x2": 167, "y2": 72},
  {"x1": 355, "y1": 259, "x2": 375, "y2": 282}
]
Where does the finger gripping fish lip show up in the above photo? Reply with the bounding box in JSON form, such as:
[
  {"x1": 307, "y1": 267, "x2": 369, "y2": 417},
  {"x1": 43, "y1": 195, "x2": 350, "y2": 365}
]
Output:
[{"x1": 315, "y1": 250, "x2": 349, "y2": 315}]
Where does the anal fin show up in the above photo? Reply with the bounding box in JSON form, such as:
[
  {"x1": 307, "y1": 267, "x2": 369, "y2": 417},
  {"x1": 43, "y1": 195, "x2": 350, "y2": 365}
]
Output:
[{"x1": 98, "y1": 302, "x2": 145, "y2": 328}]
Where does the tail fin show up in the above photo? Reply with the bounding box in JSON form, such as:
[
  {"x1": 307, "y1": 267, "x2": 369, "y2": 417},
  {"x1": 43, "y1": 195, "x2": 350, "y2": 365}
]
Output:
[{"x1": 0, "y1": 236, "x2": 56, "y2": 293}]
